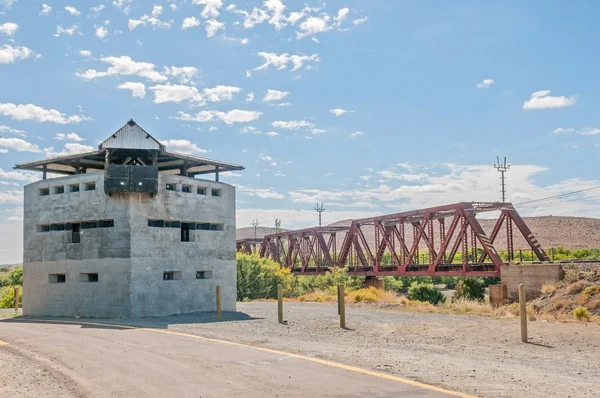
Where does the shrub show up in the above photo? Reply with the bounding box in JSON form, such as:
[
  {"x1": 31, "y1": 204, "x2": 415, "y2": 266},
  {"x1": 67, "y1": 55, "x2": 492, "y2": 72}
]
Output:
[
  {"x1": 294, "y1": 267, "x2": 364, "y2": 296},
  {"x1": 583, "y1": 285, "x2": 600, "y2": 296},
  {"x1": 408, "y1": 282, "x2": 445, "y2": 305},
  {"x1": 0, "y1": 285, "x2": 22, "y2": 309},
  {"x1": 540, "y1": 283, "x2": 558, "y2": 295},
  {"x1": 236, "y1": 253, "x2": 294, "y2": 300},
  {"x1": 563, "y1": 267, "x2": 580, "y2": 284},
  {"x1": 353, "y1": 288, "x2": 378, "y2": 303},
  {"x1": 577, "y1": 293, "x2": 590, "y2": 306},
  {"x1": 452, "y1": 278, "x2": 485, "y2": 301},
  {"x1": 573, "y1": 307, "x2": 591, "y2": 321},
  {"x1": 383, "y1": 277, "x2": 403, "y2": 292},
  {"x1": 0, "y1": 267, "x2": 22, "y2": 287},
  {"x1": 566, "y1": 280, "x2": 591, "y2": 295}
]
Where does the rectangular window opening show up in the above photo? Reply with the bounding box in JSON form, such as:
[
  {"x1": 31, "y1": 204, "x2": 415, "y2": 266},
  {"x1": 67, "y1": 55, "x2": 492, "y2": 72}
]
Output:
[
  {"x1": 197, "y1": 223, "x2": 210, "y2": 231},
  {"x1": 71, "y1": 223, "x2": 81, "y2": 243},
  {"x1": 148, "y1": 219, "x2": 165, "y2": 228},
  {"x1": 165, "y1": 221, "x2": 181, "y2": 228},
  {"x1": 197, "y1": 187, "x2": 206, "y2": 195},
  {"x1": 98, "y1": 220, "x2": 114, "y2": 228},
  {"x1": 80, "y1": 273, "x2": 98, "y2": 282},
  {"x1": 54, "y1": 186, "x2": 64, "y2": 194},
  {"x1": 40, "y1": 188, "x2": 50, "y2": 196},
  {"x1": 163, "y1": 271, "x2": 182, "y2": 281},
  {"x1": 49, "y1": 274, "x2": 66, "y2": 283},
  {"x1": 38, "y1": 224, "x2": 50, "y2": 233},
  {"x1": 181, "y1": 223, "x2": 190, "y2": 242},
  {"x1": 210, "y1": 223, "x2": 224, "y2": 231},
  {"x1": 50, "y1": 223, "x2": 65, "y2": 232},
  {"x1": 196, "y1": 270, "x2": 213, "y2": 280},
  {"x1": 69, "y1": 184, "x2": 80, "y2": 193},
  {"x1": 211, "y1": 188, "x2": 221, "y2": 197},
  {"x1": 81, "y1": 221, "x2": 97, "y2": 229},
  {"x1": 166, "y1": 183, "x2": 175, "y2": 191},
  {"x1": 182, "y1": 185, "x2": 191, "y2": 193},
  {"x1": 85, "y1": 182, "x2": 96, "y2": 191}
]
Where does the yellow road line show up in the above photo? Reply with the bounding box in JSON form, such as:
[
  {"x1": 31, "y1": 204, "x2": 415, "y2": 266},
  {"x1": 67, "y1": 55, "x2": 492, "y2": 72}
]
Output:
[{"x1": 31, "y1": 319, "x2": 477, "y2": 398}]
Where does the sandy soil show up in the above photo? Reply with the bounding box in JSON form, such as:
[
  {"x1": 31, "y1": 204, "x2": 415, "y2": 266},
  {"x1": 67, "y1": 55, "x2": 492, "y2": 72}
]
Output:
[{"x1": 129, "y1": 302, "x2": 600, "y2": 398}]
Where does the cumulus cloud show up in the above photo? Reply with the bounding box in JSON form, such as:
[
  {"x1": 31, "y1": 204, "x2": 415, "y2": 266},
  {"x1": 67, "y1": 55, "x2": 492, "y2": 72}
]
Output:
[
  {"x1": 54, "y1": 24, "x2": 79, "y2": 37},
  {"x1": 330, "y1": 108, "x2": 352, "y2": 116},
  {"x1": 263, "y1": 89, "x2": 289, "y2": 102},
  {"x1": 580, "y1": 128, "x2": 600, "y2": 136},
  {"x1": 0, "y1": 137, "x2": 41, "y2": 152},
  {"x1": 0, "y1": 45, "x2": 35, "y2": 64},
  {"x1": 246, "y1": 92, "x2": 254, "y2": 102},
  {"x1": 349, "y1": 131, "x2": 364, "y2": 138},
  {"x1": 523, "y1": 90, "x2": 575, "y2": 110},
  {"x1": 117, "y1": 82, "x2": 146, "y2": 98},
  {"x1": 205, "y1": 19, "x2": 225, "y2": 37},
  {"x1": 0, "y1": 103, "x2": 92, "y2": 124},
  {"x1": 238, "y1": 185, "x2": 285, "y2": 199},
  {"x1": 0, "y1": 168, "x2": 38, "y2": 182},
  {"x1": 311, "y1": 128, "x2": 326, "y2": 135},
  {"x1": 39, "y1": 4, "x2": 52, "y2": 15},
  {"x1": 266, "y1": 131, "x2": 278, "y2": 137},
  {"x1": 181, "y1": 16, "x2": 200, "y2": 29},
  {"x1": 552, "y1": 127, "x2": 575, "y2": 134},
  {"x1": 252, "y1": 52, "x2": 319, "y2": 73},
  {"x1": 95, "y1": 26, "x2": 108, "y2": 39},
  {"x1": 90, "y1": 4, "x2": 105, "y2": 13},
  {"x1": 55, "y1": 132, "x2": 84, "y2": 142},
  {"x1": 193, "y1": 0, "x2": 223, "y2": 18},
  {"x1": 174, "y1": 109, "x2": 262, "y2": 124},
  {"x1": 128, "y1": 10, "x2": 172, "y2": 31},
  {"x1": 76, "y1": 56, "x2": 167, "y2": 82},
  {"x1": 297, "y1": 16, "x2": 332, "y2": 39},
  {"x1": 203, "y1": 85, "x2": 241, "y2": 101},
  {"x1": 272, "y1": 120, "x2": 314, "y2": 129},
  {"x1": 64, "y1": 6, "x2": 80, "y2": 16},
  {"x1": 45, "y1": 142, "x2": 95, "y2": 157},
  {"x1": 0, "y1": 22, "x2": 18, "y2": 36},
  {"x1": 353, "y1": 16, "x2": 368, "y2": 25},
  {"x1": 0, "y1": 125, "x2": 26, "y2": 136},
  {"x1": 476, "y1": 79, "x2": 494, "y2": 89},
  {"x1": 162, "y1": 139, "x2": 207, "y2": 154},
  {"x1": 163, "y1": 66, "x2": 198, "y2": 84},
  {"x1": 150, "y1": 84, "x2": 204, "y2": 104},
  {"x1": 79, "y1": 50, "x2": 92, "y2": 57}
]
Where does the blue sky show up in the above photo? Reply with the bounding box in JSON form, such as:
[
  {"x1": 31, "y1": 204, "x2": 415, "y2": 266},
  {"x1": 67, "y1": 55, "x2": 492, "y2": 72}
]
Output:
[{"x1": 1, "y1": 0, "x2": 600, "y2": 263}]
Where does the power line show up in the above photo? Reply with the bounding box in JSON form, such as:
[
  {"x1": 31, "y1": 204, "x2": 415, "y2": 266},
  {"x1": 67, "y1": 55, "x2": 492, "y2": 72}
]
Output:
[{"x1": 515, "y1": 185, "x2": 600, "y2": 207}]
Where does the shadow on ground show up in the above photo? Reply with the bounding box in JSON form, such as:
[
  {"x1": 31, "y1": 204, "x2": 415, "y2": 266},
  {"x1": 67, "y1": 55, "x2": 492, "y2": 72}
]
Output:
[{"x1": 0, "y1": 310, "x2": 261, "y2": 331}]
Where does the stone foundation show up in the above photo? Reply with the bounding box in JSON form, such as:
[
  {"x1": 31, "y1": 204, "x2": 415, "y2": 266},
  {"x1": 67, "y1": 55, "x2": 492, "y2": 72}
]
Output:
[{"x1": 500, "y1": 264, "x2": 564, "y2": 300}]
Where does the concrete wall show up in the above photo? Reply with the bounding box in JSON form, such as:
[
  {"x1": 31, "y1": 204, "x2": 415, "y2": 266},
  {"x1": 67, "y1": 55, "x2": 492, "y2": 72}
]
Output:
[
  {"x1": 129, "y1": 174, "x2": 236, "y2": 317},
  {"x1": 22, "y1": 172, "x2": 237, "y2": 318},
  {"x1": 501, "y1": 264, "x2": 564, "y2": 299}
]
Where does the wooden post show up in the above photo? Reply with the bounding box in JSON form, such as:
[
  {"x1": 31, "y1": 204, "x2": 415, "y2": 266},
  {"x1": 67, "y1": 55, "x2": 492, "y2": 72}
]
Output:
[
  {"x1": 338, "y1": 285, "x2": 346, "y2": 329},
  {"x1": 14, "y1": 287, "x2": 19, "y2": 313},
  {"x1": 277, "y1": 284, "x2": 283, "y2": 324},
  {"x1": 519, "y1": 283, "x2": 527, "y2": 343},
  {"x1": 216, "y1": 285, "x2": 222, "y2": 321}
]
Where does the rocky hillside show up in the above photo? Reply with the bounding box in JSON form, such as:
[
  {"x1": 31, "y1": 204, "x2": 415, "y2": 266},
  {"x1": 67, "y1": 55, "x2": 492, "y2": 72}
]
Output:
[{"x1": 237, "y1": 216, "x2": 600, "y2": 250}]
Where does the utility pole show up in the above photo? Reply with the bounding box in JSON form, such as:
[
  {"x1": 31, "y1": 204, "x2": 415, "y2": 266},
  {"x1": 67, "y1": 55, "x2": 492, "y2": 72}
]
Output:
[
  {"x1": 274, "y1": 219, "x2": 281, "y2": 234},
  {"x1": 251, "y1": 219, "x2": 260, "y2": 239},
  {"x1": 314, "y1": 203, "x2": 325, "y2": 227},
  {"x1": 494, "y1": 156, "x2": 510, "y2": 203}
]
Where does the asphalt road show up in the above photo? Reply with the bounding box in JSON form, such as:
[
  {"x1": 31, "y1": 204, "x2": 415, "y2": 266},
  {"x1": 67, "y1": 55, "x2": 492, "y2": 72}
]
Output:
[{"x1": 0, "y1": 318, "x2": 464, "y2": 398}]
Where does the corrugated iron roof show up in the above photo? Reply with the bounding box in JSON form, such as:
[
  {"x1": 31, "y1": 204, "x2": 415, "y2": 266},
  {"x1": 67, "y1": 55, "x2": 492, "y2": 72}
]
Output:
[{"x1": 99, "y1": 120, "x2": 163, "y2": 151}]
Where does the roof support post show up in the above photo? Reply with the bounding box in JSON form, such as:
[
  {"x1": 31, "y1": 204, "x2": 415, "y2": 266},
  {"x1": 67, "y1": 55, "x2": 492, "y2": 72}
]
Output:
[
  {"x1": 104, "y1": 149, "x2": 110, "y2": 169},
  {"x1": 42, "y1": 165, "x2": 47, "y2": 180},
  {"x1": 215, "y1": 165, "x2": 220, "y2": 182}
]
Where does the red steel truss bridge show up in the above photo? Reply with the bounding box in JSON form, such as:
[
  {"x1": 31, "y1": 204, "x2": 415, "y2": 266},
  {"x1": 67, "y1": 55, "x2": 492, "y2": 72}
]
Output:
[{"x1": 236, "y1": 202, "x2": 550, "y2": 277}]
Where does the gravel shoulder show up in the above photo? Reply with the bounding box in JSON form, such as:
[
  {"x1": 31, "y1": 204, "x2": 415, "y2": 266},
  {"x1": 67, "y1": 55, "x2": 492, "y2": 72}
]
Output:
[{"x1": 127, "y1": 302, "x2": 599, "y2": 398}]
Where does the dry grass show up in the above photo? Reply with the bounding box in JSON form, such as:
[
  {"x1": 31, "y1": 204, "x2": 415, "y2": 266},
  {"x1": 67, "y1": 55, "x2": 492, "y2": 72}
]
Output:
[
  {"x1": 540, "y1": 283, "x2": 559, "y2": 295},
  {"x1": 588, "y1": 298, "x2": 600, "y2": 310},
  {"x1": 566, "y1": 280, "x2": 591, "y2": 295},
  {"x1": 583, "y1": 285, "x2": 600, "y2": 296},
  {"x1": 298, "y1": 290, "x2": 336, "y2": 303}
]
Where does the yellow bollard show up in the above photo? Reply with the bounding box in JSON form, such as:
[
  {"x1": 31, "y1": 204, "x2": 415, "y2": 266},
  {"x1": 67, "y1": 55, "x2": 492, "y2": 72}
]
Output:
[
  {"x1": 518, "y1": 283, "x2": 527, "y2": 343},
  {"x1": 14, "y1": 287, "x2": 19, "y2": 314},
  {"x1": 277, "y1": 284, "x2": 283, "y2": 324},
  {"x1": 216, "y1": 285, "x2": 222, "y2": 321},
  {"x1": 338, "y1": 285, "x2": 346, "y2": 329}
]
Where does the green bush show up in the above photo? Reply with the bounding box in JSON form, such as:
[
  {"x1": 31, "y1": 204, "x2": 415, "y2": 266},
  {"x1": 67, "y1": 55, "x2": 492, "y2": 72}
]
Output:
[
  {"x1": 236, "y1": 253, "x2": 294, "y2": 300},
  {"x1": 408, "y1": 282, "x2": 446, "y2": 305},
  {"x1": 294, "y1": 267, "x2": 364, "y2": 296},
  {"x1": 0, "y1": 285, "x2": 22, "y2": 309},
  {"x1": 383, "y1": 277, "x2": 404, "y2": 292},
  {"x1": 453, "y1": 278, "x2": 485, "y2": 301},
  {"x1": 573, "y1": 306, "x2": 590, "y2": 321},
  {"x1": 0, "y1": 267, "x2": 22, "y2": 287}
]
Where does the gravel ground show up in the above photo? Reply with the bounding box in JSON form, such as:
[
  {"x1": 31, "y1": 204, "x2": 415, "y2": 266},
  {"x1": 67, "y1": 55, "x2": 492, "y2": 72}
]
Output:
[{"x1": 120, "y1": 302, "x2": 600, "y2": 398}]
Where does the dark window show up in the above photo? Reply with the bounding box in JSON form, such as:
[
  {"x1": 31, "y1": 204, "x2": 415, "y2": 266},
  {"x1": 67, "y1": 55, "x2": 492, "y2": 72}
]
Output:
[
  {"x1": 70, "y1": 184, "x2": 80, "y2": 193},
  {"x1": 166, "y1": 183, "x2": 175, "y2": 191},
  {"x1": 210, "y1": 224, "x2": 224, "y2": 231},
  {"x1": 72, "y1": 223, "x2": 81, "y2": 243},
  {"x1": 54, "y1": 186, "x2": 64, "y2": 194},
  {"x1": 197, "y1": 187, "x2": 206, "y2": 195},
  {"x1": 181, "y1": 223, "x2": 190, "y2": 242},
  {"x1": 197, "y1": 223, "x2": 211, "y2": 230},
  {"x1": 49, "y1": 274, "x2": 66, "y2": 283},
  {"x1": 165, "y1": 221, "x2": 181, "y2": 228},
  {"x1": 40, "y1": 188, "x2": 50, "y2": 196},
  {"x1": 163, "y1": 271, "x2": 182, "y2": 281},
  {"x1": 211, "y1": 189, "x2": 221, "y2": 197},
  {"x1": 196, "y1": 271, "x2": 213, "y2": 279},
  {"x1": 148, "y1": 219, "x2": 165, "y2": 228},
  {"x1": 86, "y1": 273, "x2": 98, "y2": 282},
  {"x1": 85, "y1": 182, "x2": 96, "y2": 191},
  {"x1": 50, "y1": 223, "x2": 65, "y2": 231},
  {"x1": 98, "y1": 220, "x2": 114, "y2": 228},
  {"x1": 39, "y1": 225, "x2": 50, "y2": 232},
  {"x1": 182, "y1": 185, "x2": 191, "y2": 193},
  {"x1": 81, "y1": 221, "x2": 97, "y2": 229}
]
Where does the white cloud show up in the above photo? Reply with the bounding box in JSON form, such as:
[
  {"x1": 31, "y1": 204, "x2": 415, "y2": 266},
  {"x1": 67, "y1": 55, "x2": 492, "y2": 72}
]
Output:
[
  {"x1": 246, "y1": 92, "x2": 254, "y2": 102},
  {"x1": 0, "y1": 45, "x2": 35, "y2": 64},
  {"x1": 0, "y1": 137, "x2": 40, "y2": 152},
  {"x1": 311, "y1": 128, "x2": 326, "y2": 135},
  {"x1": 353, "y1": 16, "x2": 368, "y2": 26},
  {"x1": 112, "y1": 0, "x2": 133, "y2": 13},
  {"x1": 151, "y1": 5, "x2": 163, "y2": 18},
  {"x1": 240, "y1": 126, "x2": 259, "y2": 134},
  {"x1": 45, "y1": 143, "x2": 95, "y2": 157},
  {"x1": 181, "y1": 16, "x2": 201, "y2": 29},
  {"x1": 90, "y1": 4, "x2": 105, "y2": 13},
  {"x1": 39, "y1": 4, "x2": 52, "y2": 15},
  {"x1": 275, "y1": 171, "x2": 286, "y2": 177},
  {"x1": 238, "y1": 185, "x2": 285, "y2": 199},
  {"x1": 349, "y1": 131, "x2": 364, "y2": 138},
  {"x1": 266, "y1": 131, "x2": 278, "y2": 137},
  {"x1": 252, "y1": 52, "x2": 320, "y2": 73},
  {"x1": 297, "y1": 16, "x2": 331, "y2": 39},
  {"x1": 0, "y1": 125, "x2": 26, "y2": 136},
  {"x1": 378, "y1": 170, "x2": 428, "y2": 182},
  {"x1": 523, "y1": 90, "x2": 575, "y2": 110},
  {"x1": 203, "y1": 85, "x2": 241, "y2": 102},
  {"x1": 95, "y1": 26, "x2": 108, "y2": 39},
  {"x1": 263, "y1": 89, "x2": 289, "y2": 102},
  {"x1": 150, "y1": 84, "x2": 204, "y2": 104},
  {"x1": 163, "y1": 66, "x2": 198, "y2": 84},
  {"x1": 260, "y1": 155, "x2": 272, "y2": 161},
  {"x1": 194, "y1": 0, "x2": 223, "y2": 18},
  {"x1": 476, "y1": 79, "x2": 494, "y2": 89},
  {"x1": 76, "y1": 56, "x2": 167, "y2": 82},
  {"x1": 552, "y1": 127, "x2": 575, "y2": 134},
  {"x1": 0, "y1": 190, "x2": 23, "y2": 205},
  {"x1": 174, "y1": 109, "x2": 262, "y2": 124},
  {"x1": 64, "y1": 6, "x2": 81, "y2": 16},
  {"x1": 580, "y1": 128, "x2": 600, "y2": 136},
  {"x1": 162, "y1": 139, "x2": 207, "y2": 154},
  {"x1": 117, "y1": 82, "x2": 146, "y2": 98},
  {"x1": 54, "y1": 24, "x2": 79, "y2": 37},
  {"x1": 330, "y1": 108, "x2": 352, "y2": 116},
  {"x1": 55, "y1": 132, "x2": 84, "y2": 142},
  {"x1": 334, "y1": 8, "x2": 349, "y2": 27},
  {"x1": 205, "y1": 19, "x2": 225, "y2": 37},
  {"x1": 0, "y1": 103, "x2": 92, "y2": 124},
  {"x1": 0, "y1": 22, "x2": 18, "y2": 36},
  {"x1": 0, "y1": 168, "x2": 38, "y2": 182},
  {"x1": 272, "y1": 120, "x2": 314, "y2": 129},
  {"x1": 128, "y1": 11, "x2": 172, "y2": 31},
  {"x1": 79, "y1": 50, "x2": 92, "y2": 57},
  {"x1": 170, "y1": 4, "x2": 178, "y2": 11}
]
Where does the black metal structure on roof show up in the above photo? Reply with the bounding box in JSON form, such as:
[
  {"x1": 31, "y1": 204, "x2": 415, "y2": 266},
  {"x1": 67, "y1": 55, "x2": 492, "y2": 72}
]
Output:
[{"x1": 14, "y1": 120, "x2": 244, "y2": 181}]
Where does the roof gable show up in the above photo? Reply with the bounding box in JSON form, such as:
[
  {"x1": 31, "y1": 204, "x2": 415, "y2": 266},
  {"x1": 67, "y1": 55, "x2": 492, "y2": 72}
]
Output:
[{"x1": 100, "y1": 120, "x2": 163, "y2": 151}]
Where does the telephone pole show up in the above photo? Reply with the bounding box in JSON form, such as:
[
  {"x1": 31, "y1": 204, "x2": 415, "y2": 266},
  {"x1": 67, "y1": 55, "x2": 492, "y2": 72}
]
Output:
[
  {"x1": 314, "y1": 203, "x2": 325, "y2": 227},
  {"x1": 251, "y1": 219, "x2": 260, "y2": 239},
  {"x1": 494, "y1": 156, "x2": 510, "y2": 203},
  {"x1": 274, "y1": 219, "x2": 281, "y2": 234}
]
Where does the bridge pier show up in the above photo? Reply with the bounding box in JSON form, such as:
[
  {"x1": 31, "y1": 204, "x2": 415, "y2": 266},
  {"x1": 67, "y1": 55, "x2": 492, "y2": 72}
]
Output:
[
  {"x1": 500, "y1": 264, "x2": 564, "y2": 300},
  {"x1": 363, "y1": 276, "x2": 384, "y2": 289}
]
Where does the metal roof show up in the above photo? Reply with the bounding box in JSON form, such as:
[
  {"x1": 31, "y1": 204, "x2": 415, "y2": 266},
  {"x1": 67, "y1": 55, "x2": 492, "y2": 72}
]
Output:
[{"x1": 100, "y1": 120, "x2": 163, "y2": 151}]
